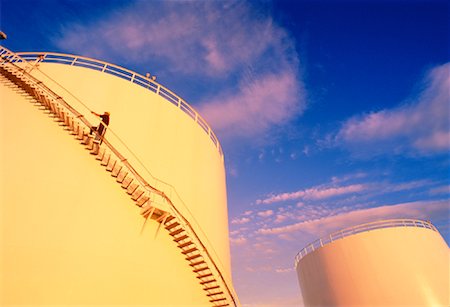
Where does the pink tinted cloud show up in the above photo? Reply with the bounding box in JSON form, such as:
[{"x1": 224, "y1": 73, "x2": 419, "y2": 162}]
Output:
[
  {"x1": 256, "y1": 199, "x2": 448, "y2": 236},
  {"x1": 55, "y1": 1, "x2": 304, "y2": 139},
  {"x1": 336, "y1": 63, "x2": 450, "y2": 155},
  {"x1": 257, "y1": 183, "x2": 366, "y2": 205},
  {"x1": 231, "y1": 217, "x2": 251, "y2": 225},
  {"x1": 55, "y1": 1, "x2": 298, "y2": 77},
  {"x1": 199, "y1": 70, "x2": 304, "y2": 137},
  {"x1": 257, "y1": 210, "x2": 274, "y2": 218}
]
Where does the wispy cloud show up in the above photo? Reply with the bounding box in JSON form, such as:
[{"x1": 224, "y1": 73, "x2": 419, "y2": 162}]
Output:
[
  {"x1": 199, "y1": 70, "x2": 304, "y2": 138},
  {"x1": 335, "y1": 62, "x2": 450, "y2": 156},
  {"x1": 55, "y1": 0, "x2": 305, "y2": 140},
  {"x1": 256, "y1": 199, "x2": 449, "y2": 236},
  {"x1": 231, "y1": 217, "x2": 251, "y2": 225},
  {"x1": 257, "y1": 183, "x2": 367, "y2": 205}
]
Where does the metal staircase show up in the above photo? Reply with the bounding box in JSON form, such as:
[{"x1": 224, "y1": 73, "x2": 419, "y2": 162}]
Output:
[{"x1": 0, "y1": 47, "x2": 238, "y2": 307}]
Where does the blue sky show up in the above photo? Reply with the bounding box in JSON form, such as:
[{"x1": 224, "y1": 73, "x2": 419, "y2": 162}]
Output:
[{"x1": 1, "y1": 0, "x2": 449, "y2": 306}]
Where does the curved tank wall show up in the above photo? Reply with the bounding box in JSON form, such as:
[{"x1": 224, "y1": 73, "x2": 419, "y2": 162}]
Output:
[
  {"x1": 295, "y1": 220, "x2": 449, "y2": 306},
  {"x1": 0, "y1": 54, "x2": 233, "y2": 305}
]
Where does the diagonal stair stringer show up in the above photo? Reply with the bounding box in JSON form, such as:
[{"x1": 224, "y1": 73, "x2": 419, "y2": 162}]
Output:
[{"x1": 0, "y1": 46, "x2": 239, "y2": 307}]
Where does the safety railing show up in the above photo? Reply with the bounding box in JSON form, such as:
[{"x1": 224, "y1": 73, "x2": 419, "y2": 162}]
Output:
[
  {"x1": 294, "y1": 219, "x2": 437, "y2": 267},
  {"x1": 0, "y1": 46, "x2": 239, "y2": 306},
  {"x1": 15, "y1": 51, "x2": 223, "y2": 160}
]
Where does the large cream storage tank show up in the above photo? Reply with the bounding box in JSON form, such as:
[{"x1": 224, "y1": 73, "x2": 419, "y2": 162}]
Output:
[
  {"x1": 0, "y1": 47, "x2": 239, "y2": 306},
  {"x1": 295, "y1": 219, "x2": 449, "y2": 306}
]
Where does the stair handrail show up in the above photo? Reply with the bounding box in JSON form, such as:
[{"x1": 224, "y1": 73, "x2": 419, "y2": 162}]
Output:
[
  {"x1": 11, "y1": 48, "x2": 235, "y2": 294},
  {"x1": 294, "y1": 218, "x2": 438, "y2": 267},
  {"x1": 0, "y1": 47, "x2": 239, "y2": 306}
]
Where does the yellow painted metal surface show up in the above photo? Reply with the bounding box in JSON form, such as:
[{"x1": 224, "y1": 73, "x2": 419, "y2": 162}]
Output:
[
  {"x1": 0, "y1": 56, "x2": 232, "y2": 305},
  {"x1": 296, "y1": 224, "x2": 449, "y2": 306}
]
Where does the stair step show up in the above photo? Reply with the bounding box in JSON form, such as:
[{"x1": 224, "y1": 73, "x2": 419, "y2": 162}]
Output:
[
  {"x1": 121, "y1": 177, "x2": 133, "y2": 189},
  {"x1": 126, "y1": 182, "x2": 139, "y2": 194},
  {"x1": 189, "y1": 260, "x2": 206, "y2": 267},
  {"x1": 165, "y1": 222, "x2": 180, "y2": 230},
  {"x1": 70, "y1": 121, "x2": 79, "y2": 135},
  {"x1": 89, "y1": 142, "x2": 100, "y2": 155},
  {"x1": 203, "y1": 285, "x2": 220, "y2": 291},
  {"x1": 174, "y1": 235, "x2": 188, "y2": 243},
  {"x1": 106, "y1": 158, "x2": 117, "y2": 172},
  {"x1": 170, "y1": 228, "x2": 184, "y2": 236},
  {"x1": 181, "y1": 247, "x2": 198, "y2": 255},
  {"x1": 165, "y1": 216, "x2": 176, "y2": 224},
  {"x1": 131, "y1": 189, "x2": 145, "y2": 201},
  {"x1": 76, "y1": 127, "x2": 85, "y2": 140},
  {"x1": 185, "y1": 253, "x2": 202, "y2": 261},
  {"x1": 67, "y1": 116, "x2": 74, "y2": 130},
  {"x1": 207, "y1": 291, "x2": 224, "y2": 297},
  {"x1": 199, "y1": 279, "x2": 216, "y2": 285},
  {"x1": 196, "y1": 273, "x2": 213, "y2": 279},
  {"x1": 178, "y1": 241, "x2": 193, "y2": 249},
  {"x1": 100, "y1": 153, "x2": 111, "y2": 166},
  {"x1": 193, "y1": 266, "x2": 209, "y2": 273},
  {"x1": 136, "y1": 195, "x2": 150, "y2": 207},
  {"x1": 116, "y1": 170, "x2": 128, "y2": 183},
  {"x1": 81, "y1": 135, "x2": 92, "y2": 145},
  {"x1": 210, "y1": 297, "x2": 227, "y2": 303},
  {"x1": 87, "y1": 138, "x2": 98, "y2": 151},
  {"x1": 111, "y1": 164, "x2": 123, "y2": 177},
  {"x1": 95, "y1": 147, "x2": 105, "y2": 160}
]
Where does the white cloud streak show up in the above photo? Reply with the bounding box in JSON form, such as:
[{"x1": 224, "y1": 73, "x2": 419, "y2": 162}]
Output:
[
  {"x1": 335, "y1": 62, "x2": 450, "y2": 156},
  {"x1": 257, "y1": 184, "x2": 367, "y2": 205}
]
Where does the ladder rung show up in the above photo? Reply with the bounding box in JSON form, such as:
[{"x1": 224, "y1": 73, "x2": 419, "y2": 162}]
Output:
[
  {"x1": 181, "y1": 247, "x2": 198, "y2": 255},
  {"x1": 214, "y1": 304, "x2": 229, "y2": 307}
]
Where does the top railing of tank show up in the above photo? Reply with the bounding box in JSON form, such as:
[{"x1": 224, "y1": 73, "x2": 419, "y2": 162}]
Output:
[
  {"x1": 294, "y1": 219, "x2": 438, "y2": 267},
  {"x1": 15, "y1": 51, "x2": 223, "y2": 159}
]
